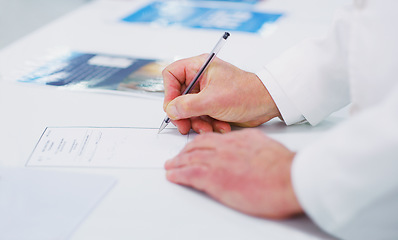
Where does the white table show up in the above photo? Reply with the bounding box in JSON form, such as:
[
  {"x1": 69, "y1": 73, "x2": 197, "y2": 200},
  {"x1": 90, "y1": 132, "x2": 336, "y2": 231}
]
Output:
[{"x1": 0, "y1": 0, "x2": 349, "y2": 239}]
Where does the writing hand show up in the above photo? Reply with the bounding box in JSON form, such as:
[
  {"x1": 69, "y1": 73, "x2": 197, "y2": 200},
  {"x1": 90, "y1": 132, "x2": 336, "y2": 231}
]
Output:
[{"x1": 162, "y1": 55, "x2": 281, "y2": 134}]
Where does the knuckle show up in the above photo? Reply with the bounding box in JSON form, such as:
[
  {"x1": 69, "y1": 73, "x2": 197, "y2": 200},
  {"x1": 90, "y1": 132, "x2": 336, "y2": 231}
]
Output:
[{"x1": 195, "y1": 132, "x2": 217, "y2": 141}]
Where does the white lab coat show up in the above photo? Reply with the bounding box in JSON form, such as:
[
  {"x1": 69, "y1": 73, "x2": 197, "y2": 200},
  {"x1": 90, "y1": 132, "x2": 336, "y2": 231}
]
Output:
[{"x1": 257, "y1": 0, "x2": 398, "y2": 239}]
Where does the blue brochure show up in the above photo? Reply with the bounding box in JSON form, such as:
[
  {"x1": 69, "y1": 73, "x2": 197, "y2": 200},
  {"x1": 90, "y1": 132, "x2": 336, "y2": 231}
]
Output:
[
  {"x1": 122, "y1": 1, "x2": 283, "y2": 33},
  {"x1": 18, "y1": 51, "x2": 168, "y2": 97}
]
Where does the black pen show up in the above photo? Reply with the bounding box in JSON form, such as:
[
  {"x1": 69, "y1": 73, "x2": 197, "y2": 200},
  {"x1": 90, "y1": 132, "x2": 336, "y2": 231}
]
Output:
[{"x1": 158, "y1": 32, "x2": 230, "y2": 134}]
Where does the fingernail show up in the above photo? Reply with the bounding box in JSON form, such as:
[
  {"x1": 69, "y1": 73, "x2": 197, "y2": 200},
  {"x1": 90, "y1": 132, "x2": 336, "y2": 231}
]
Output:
[
  {"x1": 198, "y1": 129, "x2": 204, "y2": 134},
  {"x1": 219, "y1": 129, "x2": 226, "y2": 134},
  {"x1": 167, "y1": 104, "x2": 179, "y2": 119}
]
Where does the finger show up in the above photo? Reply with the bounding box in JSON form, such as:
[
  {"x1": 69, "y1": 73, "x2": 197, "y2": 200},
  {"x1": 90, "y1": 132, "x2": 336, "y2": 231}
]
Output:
[
  {"x1": 162, "y1": 57, "x2": 205, "y2": 109},
  {"x1": 193, "y1": 115, "x2": 232, "y2": 134},
  {"x1": 181, "y1": 132, "x2": 222, "y2": 154},
  {"x1": 165, "y1": 92, "x2": 213, "y2": 120},
  {"x1": 165, "y1": 149, "x2": 214, "y2": 170},
  {"x1": 191, "y1": 116, "x2": 213, "y2": 134},
  {"x1": 197, "y1": 116, "x2": 231, "y2": 134},
  {"x1": 166, "y1": 166, "x2": 209, "y2": 191},
  {"x1": 170, "y1": 119, "x2": 192, "y2": 135},
  {"x1": 211, "y1": 119, "x2": 231, "y2": 133}
]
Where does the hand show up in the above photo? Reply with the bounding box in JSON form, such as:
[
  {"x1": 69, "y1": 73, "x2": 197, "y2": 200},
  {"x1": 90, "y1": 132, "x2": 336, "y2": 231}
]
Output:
[
  {"x1": 162, "y1": 55, "x2": 281, "y2": 135},
  {"x1": 165, "y1": 129, "x2": 303, "y2": 219}
]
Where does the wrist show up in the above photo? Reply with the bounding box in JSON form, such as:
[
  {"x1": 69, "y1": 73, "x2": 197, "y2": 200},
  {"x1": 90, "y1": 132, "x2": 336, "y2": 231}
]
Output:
[
  {"x1": 257, "y1": 73, "x2": 283, "y2": 121},
  {"x1": 238, "y1": 73, "x2": 281, "y2": 127}
]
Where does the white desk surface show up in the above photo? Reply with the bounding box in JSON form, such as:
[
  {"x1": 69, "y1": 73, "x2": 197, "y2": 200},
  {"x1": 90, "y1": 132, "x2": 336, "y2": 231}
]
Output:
[{"x1": 0, "y1": 0, "x2": 349, "y2": 239}]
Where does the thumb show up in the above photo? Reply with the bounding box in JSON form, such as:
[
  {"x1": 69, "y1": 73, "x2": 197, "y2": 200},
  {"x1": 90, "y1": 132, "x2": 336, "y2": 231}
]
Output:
[{"x1": 165, "y1": 93, "x2": 210, "y2": 120}]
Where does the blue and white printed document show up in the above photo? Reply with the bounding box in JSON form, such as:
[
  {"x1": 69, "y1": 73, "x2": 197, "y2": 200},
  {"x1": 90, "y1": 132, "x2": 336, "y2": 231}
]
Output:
[
  {"x1": 122, "y1": 1, "x2": 283, "y2": 33},
  {"x1": 18, "y1": 51, "x2": 168, "y2": 97},
  {"x1": 26, "y1": 127, "x2": 194, "y2": 168},
  {"x1": 0, "y1": 167, "x2": 116, "y2": 240}
]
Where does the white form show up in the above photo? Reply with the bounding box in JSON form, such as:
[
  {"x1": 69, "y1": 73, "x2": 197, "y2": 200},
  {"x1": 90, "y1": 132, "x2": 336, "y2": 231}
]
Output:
[
  {"x1": 26, "y1": 127, "x2": 193, "y2": 168},
  {"x1": 0, "y1": 167, "x2": 116, "y2": 240}
]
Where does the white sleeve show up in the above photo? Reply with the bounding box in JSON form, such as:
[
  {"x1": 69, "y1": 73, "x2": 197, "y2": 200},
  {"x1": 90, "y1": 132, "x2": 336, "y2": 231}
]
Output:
[
  {"x1": 292, "y1": 84, "x2": 398, "y2": 240},
  {"x1": 256, "y1": 6, "x2": 352, "y2": 126},
  {"x1": 256, "y1": 68, "x2": 305, "y2": 125}
]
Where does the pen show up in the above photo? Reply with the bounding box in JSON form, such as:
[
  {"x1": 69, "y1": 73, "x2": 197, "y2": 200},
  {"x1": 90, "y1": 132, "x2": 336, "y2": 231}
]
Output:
[{"x1": 158, "y1": 32, "x2": 230, "y2": 134}]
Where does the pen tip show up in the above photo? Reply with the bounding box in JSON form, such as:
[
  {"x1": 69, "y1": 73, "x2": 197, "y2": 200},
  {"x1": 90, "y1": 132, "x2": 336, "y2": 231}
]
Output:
[{"x1": 158, "y1": 121, "x2": 167, "y2": 134}]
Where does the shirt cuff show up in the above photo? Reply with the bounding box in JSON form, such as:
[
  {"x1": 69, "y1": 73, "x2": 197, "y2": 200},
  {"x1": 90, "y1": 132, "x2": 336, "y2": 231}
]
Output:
[{"x1": 256, "y1": 67, "x2": 305, "y2": 125}]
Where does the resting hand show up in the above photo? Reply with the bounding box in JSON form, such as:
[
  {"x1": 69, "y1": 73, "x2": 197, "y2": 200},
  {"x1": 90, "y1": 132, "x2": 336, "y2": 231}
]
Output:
[
  {"x1": 165, "y1": 129, "x2": 303, "y2": 219},
  {"x1": 162, "y1": 55, "x2": 280, "y2": 134}
]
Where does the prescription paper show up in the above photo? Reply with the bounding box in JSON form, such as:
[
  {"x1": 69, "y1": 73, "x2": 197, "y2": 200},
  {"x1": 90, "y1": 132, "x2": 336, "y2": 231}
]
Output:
[{"x1": 26, "y1": 127, "x2": 193, "y2": 168}]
